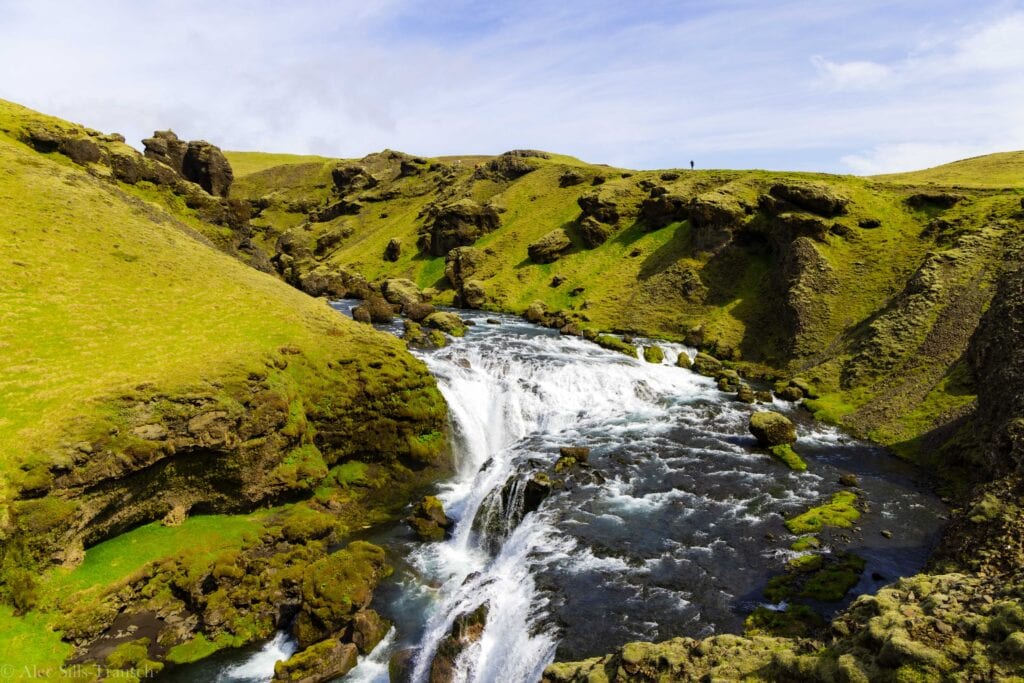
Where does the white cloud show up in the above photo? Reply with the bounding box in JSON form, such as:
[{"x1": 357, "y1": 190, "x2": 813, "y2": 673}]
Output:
[{"x1": 812, "y1": 57, "x2": 893, "y2": 91}]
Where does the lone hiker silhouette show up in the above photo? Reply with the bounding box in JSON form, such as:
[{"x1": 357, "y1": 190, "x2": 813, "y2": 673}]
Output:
[{"x1": 690, "y1": 160, "x2": 694, "y2": 170}]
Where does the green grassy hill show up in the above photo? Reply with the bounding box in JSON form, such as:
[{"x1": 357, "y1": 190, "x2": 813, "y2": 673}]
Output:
[
  {"x1": 228, "y1": 145, "x2": 1022, "y2": 474},
  {"x1": 224, "y1": 150, "x2": 339, "y2": 178},
  {"x1": 874, "y1": 150, "x2": 1024, "y2": 189},
  {"x1": 0, "y1": 100, "x2": 448, "y2": 676}
]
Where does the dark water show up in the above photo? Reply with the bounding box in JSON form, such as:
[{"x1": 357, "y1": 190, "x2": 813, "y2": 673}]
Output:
[{"x1": 163, "y1": 304, "x2": 946, "y2": 682}]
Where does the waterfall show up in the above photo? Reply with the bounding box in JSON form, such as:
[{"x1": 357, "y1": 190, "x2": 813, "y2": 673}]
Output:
[{"x1": 199, "y1": 305, "x2": 945, "y2": 683}]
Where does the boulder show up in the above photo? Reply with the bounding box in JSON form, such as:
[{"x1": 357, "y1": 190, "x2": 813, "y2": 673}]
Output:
[
  {"x1": 352, "y1": 295, "x2": 396, "y2": 324},
  {"x1": 858, "y1": 218, "x2": 882, "y2": 229},
  {"x1": 351, "y1": 609, "x2": 391, "y2": 655},
  {"x1": 404, "y1": 301, "x2": 436, "y2": 322},
  {"x1": 839, "y1": 473, "x2": 859, "y2": 488},
  {"x1": 736, "y1": 384, "x2": 756, "y2": 403},
  {"x1": 406, "y1": 495, "x2": 453, "y2": 542},
  {"x1": 475, "y1": 153, "x2": 538, "y2": 180},
  {"x1": 576, "y1": 216, "x2": 614, "y2": 248},
  {"x1": 384, "y1": 238, "x2": 401, "y2": 261},
  {"x1": 749, "y1": 411, "x2": 797, "y2": 446},
  {"x1": 403, "y1": 320, "x2": 446, "y2": 349},
  {"x1": 381, "y1": 279, "x2": 422, "y2": 308},
  {"x1": 577, "y1": 192, "x2": 619, "y2": 224},
  {"x1": 676, "y1": 352, "x2": 692, "y2": 369},
  {"x1": 461, "y1": 280, "x2": 487, "y2": 309},
  {"x1": 559, "y1": 447, "x2": 590, "y2": 463},
  {"x1": 528, "y1": 229, "x2": 572, "y2": 264},
  {"x1": 272, "y1": 639, "x2": 358, "y2": 683},
  {"x1": 769, "y1": 182, "x2": 848, "y2": 217},
  {"x1": 424, "y1": 311, "x2": 467, "y2": 337},
  {"x1": 643, "y1": 346, "x2": 665, "y2": 363},
  {"x1": 692, "y1": 352, "x2": 723, "y2": 376},
  {"x1": 420, "y1": 200, "x2": 500, "y2": 256}
]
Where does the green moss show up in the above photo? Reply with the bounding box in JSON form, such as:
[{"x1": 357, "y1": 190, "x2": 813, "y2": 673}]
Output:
[
  {"x1": 790, "y1": 536, "x2": 821, "y2": 552},
  {"x1": 785, "y1": 491, "x2": 860, "y2": 535},
  {"x1": 769, "y1": 444, "x2": 808, "y2": 471},
  {"x1": 799, "y1": 553, "x2": 866, "y2": 601},
  {"x1": 788, "y1": 554, "x2": 824, "y2": 572},
  {"x1": 594, "y1": 335, "x2": 637, "y2": 356},
  {"x1": 643, "y1": 345, "x2": 665, "y2": 363},
  {"x1": 745, "y1": 604, "x2": 824, "y2": 637}
]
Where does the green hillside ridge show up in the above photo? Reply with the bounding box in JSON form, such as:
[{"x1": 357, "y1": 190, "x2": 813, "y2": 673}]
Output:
[
  {"x1": 224, "y1": 150, "x2": 339, "y2": 178},
  {"x1": 874, "y1": 150, "x2": 1024, "y2": 189},
  {"x1": 0, "y1": 100, "x2": 450, "y2": 677}
]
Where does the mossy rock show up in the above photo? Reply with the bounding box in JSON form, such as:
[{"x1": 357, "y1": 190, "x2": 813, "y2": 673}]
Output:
[
  {"x1": 424, "y1": 311, "x2": 466, "y2": 337},
  {"x1": 785, "y1": 491, "x2": 860, "y2": 535},
  {"x1": 749, "y1": 411, "x2": 797, "y2": 446},
  {"x1": 676, "y1": 352, "x2": 692, "y2": 369},
  {"x1": 594, "y1": 334, "x2": 637, "y2": 357},
  {"x1": 643, "y1": 345, "x2": 665, "y2": 363},
  {"x1": 272, "y1": 639, "x2": 358, "y2": 683},
  {"x1": 692, "y1": 352, "x2": 722, "y2": 376},
  {"x1": 769, "y1": 444, "x2": 807, "y2": 471}
]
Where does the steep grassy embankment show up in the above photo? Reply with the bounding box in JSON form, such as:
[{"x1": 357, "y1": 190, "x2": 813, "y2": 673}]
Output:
[{"x1": 0, "y1": 101, "x2": 449, "y2": 678}]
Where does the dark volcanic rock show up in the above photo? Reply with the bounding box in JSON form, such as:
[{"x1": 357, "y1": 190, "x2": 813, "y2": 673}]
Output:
[
  {"x1": 419, "y1": 200, "x2": 500, "y2": 256},
  {"x1": 576, "y1": 216, "x2": 614, "y2": 248},
  {"x1": 769, "y1": 182, "x2": 848, "y2": 217},
  {"x1": 384, "y1": 237, "x2": 401, "y2": 261},
  {"x1": 331, "y1": 165, "x2": 378, "y2": 195},
  {"x1": 577, "y1": 192, "x2": 620, "y2": 225},
  {"x1": 406, "y1": 495, "x2": 453, "y2": 542},
  {"x1": 429, "y1": 604, "x2": 489, "y2": 683},
  {"x1": 143, "y1": 131, "x2": 234, "y2": 197},
  {"x1": 142, "y1": 130, "x2": 189, "y2": 173},
  {"x1": 907, "y1": 192, "x2": 964, "y2": 210},
  {"x1": 559, "y1": 170, "x2": 585, "y2": 187},
  {"x1": 640, "y1": 192, "x2": 689, "y2": 230}
]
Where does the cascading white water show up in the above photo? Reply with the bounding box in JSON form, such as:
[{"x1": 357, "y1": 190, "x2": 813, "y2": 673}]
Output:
[{"x1": 193, "y1": 305, "x2": 944, "y2": 683}]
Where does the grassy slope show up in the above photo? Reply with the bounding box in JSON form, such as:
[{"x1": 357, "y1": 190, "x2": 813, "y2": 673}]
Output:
[
  {"x1": 0, "y1": 103, "x2": 447, "y2": 674},
  {"x1": 873, "y1": 150, "x2": 1024, "y2": 188},
  {"x1": 224, "y1": 150, "x2": 338, "y2": 179},
  {"x1": 232, "y1": 148, "x2": 1024, "y2": 472}
]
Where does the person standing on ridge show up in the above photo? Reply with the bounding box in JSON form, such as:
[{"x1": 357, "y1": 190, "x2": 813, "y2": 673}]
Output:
[{"x1": 690, "y1": 160, "x2": 694, "y2": 170}]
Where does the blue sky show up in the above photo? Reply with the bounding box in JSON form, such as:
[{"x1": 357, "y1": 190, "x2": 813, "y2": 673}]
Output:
[{"x1": 1, "y1": 0, "x2": 1022, "y2": 173}]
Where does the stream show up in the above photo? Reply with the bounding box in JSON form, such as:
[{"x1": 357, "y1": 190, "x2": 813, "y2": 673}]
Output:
[{"x1": 165, "y1": 304, "x2": 946, "y2": 682}]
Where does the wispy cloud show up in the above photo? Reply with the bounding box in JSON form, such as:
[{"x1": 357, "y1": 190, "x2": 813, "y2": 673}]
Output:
[{"x1": 0, "y1": 0, "x2": 1020, "y2": 173}]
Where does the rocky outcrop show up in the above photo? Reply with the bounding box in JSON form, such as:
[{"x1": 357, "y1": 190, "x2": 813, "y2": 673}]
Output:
[
  {"x1": 424, "y1": 311, "x2": 466, "y2": 337},
  {"x1": 639, "y1": 189, "x2": 689, "y2": 230},
  {"x1": 474, "y1": 152, "x2": 539, "y2": 181},
  {"x1": 273, "y1": 639, "x2": 358, "y2": 683},
  {"x1": 528, "y1": 228, "x2": 573, "y2": 263},
  {"x1": 968, "y1": 260, "x2": 1024, "y2": 472},
  {"x1": 419, "y1": 199, "x2": 500, "y2": 256},
  {"x1": 767, "y1": 182, "x2": 848, "y2": 217},
  {"x1": 142, "y1": 131, "x2": 234, "y2": 197},
  {"x1": 444, "y1": 246, "x2": 487, "y2": 307},
  {"x1": 687, "y1": 191, "x2": 746, "y2": 251}
]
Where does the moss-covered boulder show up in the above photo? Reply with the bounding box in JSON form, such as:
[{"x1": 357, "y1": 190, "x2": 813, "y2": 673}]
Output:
[
  {"x1": 594, "y1": 334, "x2": 637, "y2": 357},
  {"x1": 528, "y1": 228, "x2": 573, "y2": 264},
  {"x1": 384, "y1": 237, "x2": 401, "y2": 261},
  {"x1": 419, "y1": 199, "x2": 500, "y2": 256},
  {"x1": 272, "y1": 639, "x2": 358, "y2": 683},
  {"x1": 352, "y1": 295, "x2": 396, "y2": 324},
  {"x1": 643, "y1": 345, "x2": 665, "y2": 363},
  {"x1": 405, "y1": 495, "x2": 453, "y2": 542},
  {"x1": 381, "y1": 278, "x2": 422, "y2": 308},
  {"x1": 749, "y1": 411, "x2": 797, "y2": 446},
  {"x1": 424, "y1": 311, "x2": 467, "y2": 337},
  {"x1": 691, "y1": 352, "x2": 722, "y2": 376},
  {"x1": 675, "y1": 352, "x2": 692, "y2": 369},
  {"x1": 292, "y1": 542, "x2": 391, "y2": 648},
  {"x1": 403, "y1": 320, "x2": 447, "y2": 349},
  {"x1": 351, "y1": 608, "x2": 391, "y2": 655},
  {"x1": 429, "y1": 603, "x2": 489, "y2": 683}
]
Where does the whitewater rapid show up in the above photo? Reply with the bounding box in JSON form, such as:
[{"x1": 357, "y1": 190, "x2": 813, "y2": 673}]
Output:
[{"x1": 173, "y1": 305, "x2": 945, "y2": 683}]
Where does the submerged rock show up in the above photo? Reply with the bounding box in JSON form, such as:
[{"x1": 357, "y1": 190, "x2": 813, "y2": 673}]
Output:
[{"x1": 749, "y1": 411, "x2": 797, "y2": 446}]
